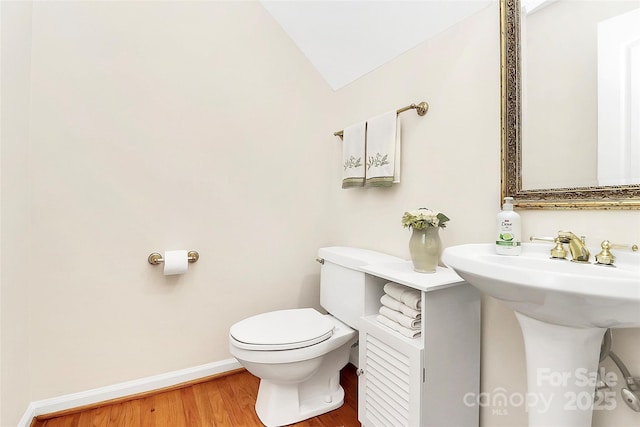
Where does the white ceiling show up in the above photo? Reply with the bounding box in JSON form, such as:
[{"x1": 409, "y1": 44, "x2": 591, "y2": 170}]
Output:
[{"x1": 260, "y1": 0, "x2": 493, "y2": 90}]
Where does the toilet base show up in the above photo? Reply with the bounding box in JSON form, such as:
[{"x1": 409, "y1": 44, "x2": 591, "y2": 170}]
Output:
[{"x1": 255, "y1": 377, "x2": 345, "y2": 427}]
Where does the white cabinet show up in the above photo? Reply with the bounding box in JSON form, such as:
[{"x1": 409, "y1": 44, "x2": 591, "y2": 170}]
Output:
[
  {"x1": 356, "y1": 261, "x2": 481, "y2": 427},
  {"x1": 359, "y1": 316, "x2": 423, "y2": 425}
]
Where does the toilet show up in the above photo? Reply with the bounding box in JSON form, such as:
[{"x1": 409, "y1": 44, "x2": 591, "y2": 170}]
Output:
[{"x1": 229, "y1": 246, "x2": 400, "y2": 427}]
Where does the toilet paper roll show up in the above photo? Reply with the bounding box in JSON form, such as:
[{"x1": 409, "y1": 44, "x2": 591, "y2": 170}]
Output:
[{"x1": 163, "y1": 250, "x2": 189, "y2": 275}]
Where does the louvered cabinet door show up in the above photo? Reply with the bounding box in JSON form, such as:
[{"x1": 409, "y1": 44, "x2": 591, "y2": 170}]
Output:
[{"x1": 358, "y1": 317, "x2": 424, "y2": 427}]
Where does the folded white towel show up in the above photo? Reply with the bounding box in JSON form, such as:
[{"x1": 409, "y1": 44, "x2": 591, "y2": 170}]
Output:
[
  {"x1": 341, "y1": 120, "x2": 366, "y2": 189},
  {"x1": 379, "y1": 306, "x2": 420, "y2": 329},
  {"x1": 383, "y1": 282, "x2": 421, "y2": 310},
  {"x1": 365, "y1": 111, "x2": 400, "y2": 187},
  {"x1": 380, "y1": 294, "x2": 421, "y2": 319},
  {"x1": 376, "y1": 315, "x2": 421, "y2": 339}
]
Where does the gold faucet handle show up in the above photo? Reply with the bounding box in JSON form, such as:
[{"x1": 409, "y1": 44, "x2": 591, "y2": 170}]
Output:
[
  {"x1": 608, "y1": 242, "x2": 639, "y2": 252},
  {"x1": 596, "y1": 240, "x2": 639, "y2": 266},
  {"x1": 529, "y1": 236, "x2": 555, "y2": 243},
  {"x1": 595, "y1": 241, "x2": 615, "y2": 265},
  {"x1": 530, "y1": 236, "x2": 568, "y2": 259}
]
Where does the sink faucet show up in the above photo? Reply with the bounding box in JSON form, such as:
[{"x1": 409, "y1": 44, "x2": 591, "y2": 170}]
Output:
[{"x1": 557, "y1": 231, "x2": 590, "y2": 263}]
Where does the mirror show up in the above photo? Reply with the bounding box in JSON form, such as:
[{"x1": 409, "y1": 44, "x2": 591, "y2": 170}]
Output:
[{"x1": 500, "y1": 0, "x2": 640, "y2": 209}]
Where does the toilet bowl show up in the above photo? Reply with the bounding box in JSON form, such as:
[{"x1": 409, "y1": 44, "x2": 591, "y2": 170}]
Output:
[
  {"x1": 229, "y1": 247, "x2": 403, "y2": 426},
  {"x1": 229, "y1": 308, "x2": 356, "y2": 427}
]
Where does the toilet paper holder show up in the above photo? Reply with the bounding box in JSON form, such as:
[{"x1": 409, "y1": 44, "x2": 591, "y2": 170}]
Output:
[{"x1": 148, "y1": 251, "x2": 200, "y2": 265}]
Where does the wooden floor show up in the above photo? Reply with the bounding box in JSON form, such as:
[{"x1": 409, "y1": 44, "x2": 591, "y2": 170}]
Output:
[{"x1": 32, "y1": 364, "x2": 360, "y2": 427}]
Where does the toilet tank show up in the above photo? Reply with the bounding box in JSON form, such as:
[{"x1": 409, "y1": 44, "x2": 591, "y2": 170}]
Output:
[{"x1": 317, "y1": 247, "x2": 402, "y2": 329}]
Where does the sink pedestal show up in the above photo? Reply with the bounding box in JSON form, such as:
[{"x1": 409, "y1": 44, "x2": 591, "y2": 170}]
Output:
[{"x1": 516, "y1": 313, "x2": 607, "y2": 427}]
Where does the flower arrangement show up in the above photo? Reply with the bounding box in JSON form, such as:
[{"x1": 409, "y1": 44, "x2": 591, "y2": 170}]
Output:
[{"x1": 402, "y1": 208, "x2": 450, "y2": 230}]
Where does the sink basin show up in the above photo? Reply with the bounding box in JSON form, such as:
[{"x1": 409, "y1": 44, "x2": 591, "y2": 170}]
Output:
[
  {"x1": 442, "y1": 243, "x2": 640, "y2": 328},
  {"x1": 442, "y1": 243, "x2": 640, "y2": 427}
]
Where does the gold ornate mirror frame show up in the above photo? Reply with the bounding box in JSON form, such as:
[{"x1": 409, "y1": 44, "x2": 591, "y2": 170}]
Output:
[{"x1": 500, "y1": 0, "x2": 640, "y2": 209}]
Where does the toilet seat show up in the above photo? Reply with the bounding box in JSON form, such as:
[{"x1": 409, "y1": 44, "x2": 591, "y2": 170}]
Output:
[{"x1": 230, "y1": 308, "x2": 334, "y2": 351}]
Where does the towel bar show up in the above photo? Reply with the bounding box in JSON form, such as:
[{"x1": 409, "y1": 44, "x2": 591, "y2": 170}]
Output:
[
  {"x1": 148, "y1": 251, "x2": 200, "y2": 265},
  {"x1": 333, "y1": 101, "x2": 429, "y2": 139}
]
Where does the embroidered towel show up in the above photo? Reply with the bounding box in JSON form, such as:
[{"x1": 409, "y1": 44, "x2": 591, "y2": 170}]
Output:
[
  {"x1": 376, "y1": 314, "x2": 421, "y2": 339},
  {"x1": 341, "y1": 121, "x2": 366, "y2": 188},
  {"x1": 365, "y1": 110, "x2": 400, "y2": 187},
  {"x1": 379, "y1": 306, "x2": 421, "y2": 329},
  {"x1": 380, "y1": 294, "x2": 421, "y2": 319},
  {"x1": 383, "y1": 282, "x2": 421, "y2": 310}
]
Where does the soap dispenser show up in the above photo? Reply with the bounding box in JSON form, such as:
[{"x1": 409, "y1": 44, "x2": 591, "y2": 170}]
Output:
[{"x1": 496, "y1": 197, "x2": 521, "y2": 255}]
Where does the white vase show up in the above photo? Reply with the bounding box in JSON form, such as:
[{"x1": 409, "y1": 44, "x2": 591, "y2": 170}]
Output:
[{"x1": 409, "y1": 226, "x2": 442, "y2": 273}]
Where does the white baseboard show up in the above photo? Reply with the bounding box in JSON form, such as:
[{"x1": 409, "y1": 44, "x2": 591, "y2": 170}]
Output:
[{"x1": 17, "y1": 358, "x2": 242, "y2": 427}]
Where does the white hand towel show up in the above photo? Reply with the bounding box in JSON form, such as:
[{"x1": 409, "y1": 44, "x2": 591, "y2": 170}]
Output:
[
  {"x1": 341, "y1": 120, "x2": 366, "y2": 189},
  {"x1": 380, "y1": 294, "x2": 421, "y2": 319},
  {"x1": 384, "y1": 282, "x2": 421, "y2": 310},
  {"x1": 379, "y1": 306, "x2": 421, "y2": 330},
  {"x1": 376, "y1": 315, "x2": 421, "y2": 339},
  {"x1": 365, "y1": 111, "x2": 400, "y2": 187}
]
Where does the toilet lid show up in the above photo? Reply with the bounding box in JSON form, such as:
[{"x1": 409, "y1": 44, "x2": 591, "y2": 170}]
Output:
[{"x1": 230, "y1": 308, "x2": 334, "y2": 351}]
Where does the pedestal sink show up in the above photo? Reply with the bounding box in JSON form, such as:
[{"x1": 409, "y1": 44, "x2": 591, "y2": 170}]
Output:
[{"x1": 442, "y1": 243, "x2": 640, "y2": 427}]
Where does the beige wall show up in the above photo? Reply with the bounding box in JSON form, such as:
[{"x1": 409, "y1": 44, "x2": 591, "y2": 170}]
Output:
[
  {"x1": 1, "y1": 1, "x2": 34, "y2": 424},
  {"x1": 1, "y1": 1, "x2": 639, "y2": 427}
]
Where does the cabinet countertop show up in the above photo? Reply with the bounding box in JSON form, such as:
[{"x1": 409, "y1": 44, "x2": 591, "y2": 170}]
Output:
[{"x1": 360, "y1": 261, "x2": 465, "y2": 293}]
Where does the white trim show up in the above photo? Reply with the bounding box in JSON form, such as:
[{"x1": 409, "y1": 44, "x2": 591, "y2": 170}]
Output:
[{"x1": 17, "y1": 358, "x2": 242, "y2": 427}]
